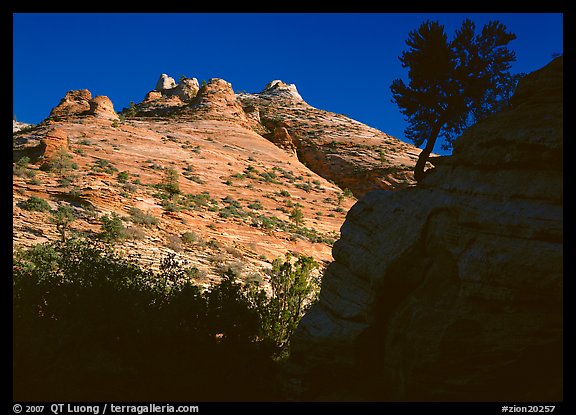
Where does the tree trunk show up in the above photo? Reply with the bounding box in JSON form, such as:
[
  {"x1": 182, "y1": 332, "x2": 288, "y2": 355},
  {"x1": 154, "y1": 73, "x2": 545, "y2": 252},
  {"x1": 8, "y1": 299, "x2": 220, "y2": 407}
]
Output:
[
  {"x1": 414, "y1": 117, "x2": 445, "y2": 182},
  {"x1": 57, "y1": 224, "x2": 66, "y2": 244}
]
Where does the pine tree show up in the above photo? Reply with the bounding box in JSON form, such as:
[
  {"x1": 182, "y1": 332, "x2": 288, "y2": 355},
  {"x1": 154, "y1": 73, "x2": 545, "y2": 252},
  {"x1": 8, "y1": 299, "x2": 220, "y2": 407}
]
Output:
[{"x1": 391, "y1": 19, "x2": 521, "y2": 181}]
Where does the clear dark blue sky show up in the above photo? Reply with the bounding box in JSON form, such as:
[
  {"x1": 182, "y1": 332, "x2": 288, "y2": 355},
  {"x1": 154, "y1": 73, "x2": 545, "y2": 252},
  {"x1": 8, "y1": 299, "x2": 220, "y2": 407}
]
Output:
[{"x1": 13, "y1": 13, "x2": 563, "y2": 154}]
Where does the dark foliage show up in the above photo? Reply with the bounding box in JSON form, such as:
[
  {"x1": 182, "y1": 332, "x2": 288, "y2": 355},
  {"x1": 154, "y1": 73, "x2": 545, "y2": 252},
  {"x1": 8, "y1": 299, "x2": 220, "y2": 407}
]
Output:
[
  {"x1": 13, "y1": 239, "x2": 318, "y2": 401},
  {"x1": 390, "y1": 19, "x2": 521, "y2": 180},
  {"x1": 19, "y1": 195, "x2": 51, "y2": 212}
]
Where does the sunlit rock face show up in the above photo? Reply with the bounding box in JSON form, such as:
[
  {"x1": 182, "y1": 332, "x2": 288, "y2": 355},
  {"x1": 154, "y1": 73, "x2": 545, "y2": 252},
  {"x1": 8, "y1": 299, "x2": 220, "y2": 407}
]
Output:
[
  {"x1": 290, "y1": 57, "x2": 563, "y2": 402},
  {"x1": 48, "y1": 89, "x2": 92, "y2": 119},
  {"x1": 89, "y1": 96, "x2": 119, "y2": 120}
]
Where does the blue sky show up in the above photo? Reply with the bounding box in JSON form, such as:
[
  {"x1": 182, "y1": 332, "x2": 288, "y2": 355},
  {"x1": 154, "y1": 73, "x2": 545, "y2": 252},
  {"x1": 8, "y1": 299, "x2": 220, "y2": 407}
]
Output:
[{"x1": 13, "y1": 13, "x2": 563, "y2": 154}]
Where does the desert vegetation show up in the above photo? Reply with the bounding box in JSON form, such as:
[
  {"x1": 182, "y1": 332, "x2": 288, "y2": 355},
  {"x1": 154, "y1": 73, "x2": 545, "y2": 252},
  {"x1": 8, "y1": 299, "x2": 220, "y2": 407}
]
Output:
[{"x1": 13, "y1": 236, "x2": 320, "y2": 401}]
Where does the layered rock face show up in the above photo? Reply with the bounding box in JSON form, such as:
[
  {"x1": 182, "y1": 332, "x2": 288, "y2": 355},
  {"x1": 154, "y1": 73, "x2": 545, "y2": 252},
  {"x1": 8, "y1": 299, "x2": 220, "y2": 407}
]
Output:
[
  {"x1": 48, "y1": 89, "x2": 119, "y2": 121},
  {"x1": 190, "y1": 78, "x2": 243, "y2": 112},
  {"x1": 182, "y1": 78, "x2": 256, "y2": 128},
  {"x1": 49, "y1": 89, "x2": 92, "y2": 118},
  {"x1": 13, "y1": 120, "x2": 32, "y2": 133},
  {"x1": 290, "y1": 57, "x2": 563, "y2": 401},
  {"x1": 135, "y1": 74, "x2": 200, "y2": 116},
  {"x1": 155, "y1": 73, "x2": 177, "y2": 91},
  {"x1": 89, "y1": 96, "x2": 119, "y2": 120},
  {"x1": 261, "y1": 80, "x2": 303, "y2": 100},
  {"x1": 268, "y1": 126, "x2": 297, "y2": 155},
  {"x1": 41, "y1": 127, "x2": 69, "y2": 160},
  {"x1": 153, "y1": 74, "x2": 199, "y2": 101},
  {"x1": 238, "y1": 81, "x2": 421, "y2": 197},
  {"x1": 173, "y1": 77, "x2": 200, "y2": 101},
  {"x1": 120, "y1": 74, "x2": 422, "y2": 196}
]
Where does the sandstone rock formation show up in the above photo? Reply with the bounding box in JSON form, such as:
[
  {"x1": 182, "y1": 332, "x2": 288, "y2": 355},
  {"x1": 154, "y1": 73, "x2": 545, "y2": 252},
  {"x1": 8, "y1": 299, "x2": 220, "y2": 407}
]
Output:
[
  {"x1": 13, "y1": 120, "x2": 32, "y2": 133},
  {"x1": 261, "y1": 80, "x2": 303, "y2": 100},
  {"x1": 119, "y1": 75, "x2": 422, "y2": 197},
  {"x1": 134, "y1": 75, "x2": 200, "y2": 116},
  {"x1": 289, "y1": 57, "x2": 563, "y2": 401},
  {"x1": 183, "y1": 78, "x2": 255, "y2": 127},
  {"x1": 238, "y1": 81, "x2": 422, "y2": 197},
  {"x1": 49, "y1": 89, "x2": 92, "y2": 118},
  {"x1": 267, "y1": 126, "x2": 297, "y2": 155},
  {"x1": 89, "y1": 95, "x2": 119, "y2": 120},
  {"x1": 13, "y1": 93, "x2": 354, "y2": 285},
  {"x1": 155, "y1": 73, "x2": 177, "y2": 91},
  {"x1": 153, "y1": 74, "x2": 199, "y2": 101},
  {"x1": 243, "y1": 104, "x2": 261, "y2": 123},
  {"x1": 14, "y1": 69, "x2": 428, "y2": 297},
  {"x1": 40, "y1": 127, "x2": 69, "y2": 161},
  {"x1": 171, "y1": 77, "x2": 200, "y2": 101},
  {"x1": 47, "y1": 90, "x2": 119, "y2": 121},
  {"x1": 192, "y1": 78, "x2": 240, "y2": 109},
  {"x1": 143, "y1": 90, "x2": 163, "y2": 103}
]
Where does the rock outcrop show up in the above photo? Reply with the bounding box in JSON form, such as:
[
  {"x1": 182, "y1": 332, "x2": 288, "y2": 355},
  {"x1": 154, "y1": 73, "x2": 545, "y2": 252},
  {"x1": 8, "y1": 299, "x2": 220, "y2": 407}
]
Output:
[
  {"x1": 119, "y1": 75, "x2": 422, "y2": 196},
  {"x1": 89, "y1": 95, "x2": 119, "y2": 120},
  {"x1": 13, "y1": 120, "x2": 32, "y2": 133},
  {"x1": 47, "y1": 90, "x2": 120, "y2": 122},
  {"x1": 183, "y1": 78, "x2": 254, "y2": 127},
  {"x1": 155, "y1": 73, "x2": 177, "y2": 91},
  {"x1": 289, "y1": 57, "x2": 563, "y2": 401},
  {"x1": 191, "y1": 78, "x2": 240, "y2": 109},
  {"x1": 132, "y1": 75, "x2": 200, "y2": 116},
  {"x1": 267, "y1": 126, "x2": 297, "y2": 155},
  {"x1": 143, "y1": 90, "x2": 163, "y2": 103},
  {"x1": 261, "y1": 80, "x2": 303, "y2": 101},
  {"x1": 153, "y1": 74, "x2": 199, "y2": 101},
  {"x1": 41, "y1": 127, "x2": 69, "y2": 160},
  {"x1": 238, "y1": 81, "x2": 421, "y2": 197},
  {"x1": 49, "y1": 89, "x2": 92, "y2": 119},
  {"x1": 171, "y1": 77, "x2": 200, "y2": 101}
]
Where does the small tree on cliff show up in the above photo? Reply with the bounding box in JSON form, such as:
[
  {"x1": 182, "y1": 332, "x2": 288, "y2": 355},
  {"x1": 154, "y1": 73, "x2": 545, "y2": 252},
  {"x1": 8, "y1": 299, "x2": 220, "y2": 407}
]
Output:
[
  {"x1": 390, "y1": 19, "x2": 521, "y2": 181},
  {"x1": 50, "y1": 205, "x2": 77, "y2": 243},
  {"x1": 162, "y1": 167, "x2": 181, "y2": 198}
]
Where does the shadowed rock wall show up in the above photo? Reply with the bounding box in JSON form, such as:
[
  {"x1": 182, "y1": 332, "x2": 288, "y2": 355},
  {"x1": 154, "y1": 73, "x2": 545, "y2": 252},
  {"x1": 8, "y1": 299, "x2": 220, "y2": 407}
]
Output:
[{"x1": 290, "y1": 57, "x2": 563, "y2": 401}]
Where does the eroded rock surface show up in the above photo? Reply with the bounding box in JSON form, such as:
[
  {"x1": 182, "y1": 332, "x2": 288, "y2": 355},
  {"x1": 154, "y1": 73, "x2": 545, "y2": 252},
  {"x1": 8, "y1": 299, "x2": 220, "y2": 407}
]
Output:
[
  {"x1": 13, "y1": 70, "x2": 427, "y2": 311},
  {"x1": 89, "y1": 96, "x2": 119, "y2": 120},
  {"x1": 238, "y1": 81, "x2": 422, "y2": 197},
  {"x1": 48, "y1": 89, "x2": 92, "y2": 119},
  {"x1": 290, "y1": 57, "x2": 563, "y2": 402}
]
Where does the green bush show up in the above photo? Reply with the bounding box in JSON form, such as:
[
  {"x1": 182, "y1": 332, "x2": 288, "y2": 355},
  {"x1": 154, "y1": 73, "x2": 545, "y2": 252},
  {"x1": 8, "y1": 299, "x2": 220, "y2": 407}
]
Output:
[
  {"x1": 128, "y1": 207, "x2": 158, "y2": 226},
  {"x1": 184, "y1": 192, "x2": 216, "y2": 209},
  {"x1": 49, "y1": 205, "x2": 76, "y2": 242},
  {"x1": 181, "y1": 231, "x2": 198, "y2": 245},
  {"x1": 57, "y1": 174, "x2": 75, "y2": 187},
  {"x1": 99, "y1": 212, "x2": 125, "y2": 240},
  {"x1": 289, "y1": 206, "x2": 304, "y2": 226},
  {"x1": 117, "y1": 171, "x2": 130, "y2": 183},
  {"x1": 39, "y1": 148, "x2": 75, "y2": 173},
  {"x1": 161, "y1": 167, "x2": 180, "y2": 197},
  {"x1": 218, "y1": 196, "x2": 247, "y2": 219},
  {"x1": 13, "y1": 156, "x2": 31, "y2": 177},
  {"x1": 13, "y1": 238, "x2": 319, "y2": 400},
  {"x1": 91, "y1": 159, "x2": 118, "y2": 174},
  {"x1": 161, "y1": 199, "x2": 182, "y2": 212},
  {"x1": 247, "y1": 201, "x2": 263, "y2": 210},
  {"x1": 20, "y1": 196, "x2": 51, "y2": 212}
]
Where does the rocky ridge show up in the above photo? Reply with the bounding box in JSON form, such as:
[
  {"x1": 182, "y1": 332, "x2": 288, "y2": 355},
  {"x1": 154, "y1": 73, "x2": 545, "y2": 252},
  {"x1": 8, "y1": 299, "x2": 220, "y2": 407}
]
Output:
[
  {"x1": 130, "y1": 74, "x2": 423, "y2": 197},
  {"x1": 237, "y1": 82, "x2": 423, "y2": 198},
  {"x1": 14, "y1": 73, "x2": 423, "y2": 285},
  {"x1": 289, "y1": 57, "x2": 563, "y2": 401},
  {"x1": 13, "y1": 120, "x2": 33, "y2": 133}
]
